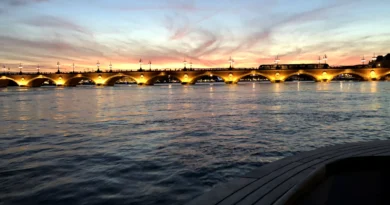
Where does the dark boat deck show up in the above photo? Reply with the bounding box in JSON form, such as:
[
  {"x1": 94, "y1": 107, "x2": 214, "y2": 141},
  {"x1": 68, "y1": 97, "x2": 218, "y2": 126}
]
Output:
[{"x1": 187, "y1": 140, "x2": 390, "y2": 205}]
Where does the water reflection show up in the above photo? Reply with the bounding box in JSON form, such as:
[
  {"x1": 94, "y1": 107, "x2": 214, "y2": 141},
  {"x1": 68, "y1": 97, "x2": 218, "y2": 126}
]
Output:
[
  {"x1": 274, "y1": 83, "x2": 281, "y2": 93},
  {"x1": 209, "y1": 86, "x2": 214, "y2": 99},
  {"x1": 0, "y1": 82, "x2": 389, "y2": 205},
  {"x1": 370, "y1": 81, "x2": 378, "y2": 93}
]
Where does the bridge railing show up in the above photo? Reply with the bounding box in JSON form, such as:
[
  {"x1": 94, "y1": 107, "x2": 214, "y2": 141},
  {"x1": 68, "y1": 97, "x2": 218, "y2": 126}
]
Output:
[
  {"x1": 1, "y1": 68, "x2": 239, "y2": 75},
  {"x1": 0, "y1": 66, "x2": 382, "y2": 76}
]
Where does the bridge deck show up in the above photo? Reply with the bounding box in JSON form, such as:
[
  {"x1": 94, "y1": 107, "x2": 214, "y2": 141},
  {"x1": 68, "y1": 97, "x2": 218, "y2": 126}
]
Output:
[{"x1": 187, "y1": 140, "x2": 390, "y2": 205}]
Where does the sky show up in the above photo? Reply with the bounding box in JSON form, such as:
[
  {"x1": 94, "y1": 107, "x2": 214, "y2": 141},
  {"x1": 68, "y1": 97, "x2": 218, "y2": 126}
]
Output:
[{"x1": 0, "y1": 0, "x2": 390, "y2": 72}]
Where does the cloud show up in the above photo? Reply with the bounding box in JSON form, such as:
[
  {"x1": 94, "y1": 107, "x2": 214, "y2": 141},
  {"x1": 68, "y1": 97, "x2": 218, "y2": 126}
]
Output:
[
  {"x1": 0, "y1": 34, "x2": 106, "y2": 64},
  {"x1": 164, "y1": 13, "x2": 191, "y2": 40},
  {"x1": 1, "y1": 0, "x2": 49, "y2": 6},
  {"x1": 22, "y1": 16, "x2": 92, "y2": 35},
  {"x1": 163, "y1": 10, "x2": 220, "y2": 41},
  {"x1": 114, "y1": 0, "x2": 203, "y2": 12},
  {"x1": 216, "y1": 0, "x2": 360, "y2": 60}
]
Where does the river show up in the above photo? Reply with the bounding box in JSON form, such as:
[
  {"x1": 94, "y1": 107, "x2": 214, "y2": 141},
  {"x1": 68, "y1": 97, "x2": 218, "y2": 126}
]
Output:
[{"x1": 1, "y1": 81, "x2": 389, "y2": 205}]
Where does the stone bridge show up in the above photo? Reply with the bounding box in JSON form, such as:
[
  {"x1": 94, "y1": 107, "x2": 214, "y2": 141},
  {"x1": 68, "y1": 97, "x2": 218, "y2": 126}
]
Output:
[{"x1": 0, "y1": 67, "x2": 389, "y2": 87}]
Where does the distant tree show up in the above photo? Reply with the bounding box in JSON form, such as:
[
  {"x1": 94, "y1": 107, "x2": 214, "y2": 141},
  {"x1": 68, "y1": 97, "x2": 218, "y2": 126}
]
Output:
[{"x1": 385, "y1": 53, "x2": 390, "y2": 60}]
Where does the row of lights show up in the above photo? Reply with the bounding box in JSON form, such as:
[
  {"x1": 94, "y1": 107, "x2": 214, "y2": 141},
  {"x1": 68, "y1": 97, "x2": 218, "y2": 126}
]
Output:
[
  {"x1": 361, "y1": 53, "x2": 378, "y2": 65},
  {"x1": 2, "y1": 58, "x2": 216, "y2": 74},
  {"x1": 138, "y1": 59, "x2": 154, "y2": 71},
  {"x1": 2, "y1": 53, "x2": 382, "y2": 74},
  {"x1": 2, "y1": 61, "x2": 115, "y2": 74},
  {"x1": 275, "y1": 53, "x2": 380, "y2": 66}
]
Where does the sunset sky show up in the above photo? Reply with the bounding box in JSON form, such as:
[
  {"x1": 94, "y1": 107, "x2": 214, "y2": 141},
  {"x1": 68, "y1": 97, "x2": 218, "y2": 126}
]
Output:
[{"x1": 0, "y1": 0, "x2": 390, "y2": 72}]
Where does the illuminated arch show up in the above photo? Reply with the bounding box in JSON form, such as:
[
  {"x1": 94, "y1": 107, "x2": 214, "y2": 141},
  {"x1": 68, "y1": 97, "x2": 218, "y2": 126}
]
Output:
[
  {"x1": 189, "y1": 73, "x2": 227, "y2": 84},
  {"x1": 64, "y1": 75, "x2": 97, "y2": 86},
  {"x1": 103, "y1": 74, "x2": 139, "y2": 86},
  {"x1": 283, "y1": 72, "x2": 319, "y2": 82},
  {"x1": 328, "y1": 71, "x2": 367, "y2": 82},
  {"x1": 146, "y1": 74, "x2": 182, "y2": 84},
  {"x1": 235, "y1": 72, "x2": 273, "y2": 83},
  {"x1": 27, "y1": 76, "x2": 58, "y2": 87},
  {"x1": 0, "y1": 76, "x2": 20, "y2": 87}
]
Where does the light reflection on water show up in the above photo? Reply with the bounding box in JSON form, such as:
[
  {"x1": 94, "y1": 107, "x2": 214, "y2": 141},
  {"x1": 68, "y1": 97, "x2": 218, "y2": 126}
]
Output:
[{"x1": 0, "y1": 81, "x2": 389, "y2": 205}]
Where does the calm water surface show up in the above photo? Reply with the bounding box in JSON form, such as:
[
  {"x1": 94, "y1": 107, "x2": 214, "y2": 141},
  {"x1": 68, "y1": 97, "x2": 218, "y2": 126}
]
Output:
[{"x1": 1, "y1": 82, "x2": 390, "y2": 205}]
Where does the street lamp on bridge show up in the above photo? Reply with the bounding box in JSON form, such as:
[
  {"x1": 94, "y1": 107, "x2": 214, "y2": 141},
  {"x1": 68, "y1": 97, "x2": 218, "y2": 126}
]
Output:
[
  {"x1": 275, "y1": 55, "x2": 280, "y2": 69},
  {"x1": 72, "y1": 63, "x2": 75, "y2": 73},
  {"x1": 183, "y1": 59, "x2": 187, "y2": 70},
  {"x1": 19, "y1": 63, "x2": 23, "y2": 75},
  {"x1": 361, "y1": 56, "x2": 366, "y2": 65},
  {"x1": 371, "y1": 53, "x2": 378, "y2": 68},
  {"x1": 318, "y1": 56, "x2": 321, "y2": 68},
  {"x1": 323, "y1": 54, "x2": 329, "y2": 68},
  {"x1": 323, "y1": 54, "x2": 328, "y2": 64},
  {"x1": 56, "y1": 62, "x2": 61, "y2": 74},
  {"x1": 149, "y1": 61, "x2": 152, "y2": 71},
  {"x1": 2, "y1": 65, "x2": 5, "y2": 74},
  {"x1": 139, "y1": 59, "x2": 143, "y2": 71},
  {"x1": 109, "y1": 62, "x2": 112, "y2": 72},
  {"x1": 229, "y1": 56, "x2": 233, "y2": 70},
  {"x1": 190, "y1": 61, "x2": 192, "y2": 70},
  {"x1": 96, "y1": 61, "x2": 101, "y2": 73},
  {"x1": 37, "y1": 65, "x2": 40, "y2": 74},
  {"x1": 372, "y1": 53, "x2": 377, "y2": 61}
]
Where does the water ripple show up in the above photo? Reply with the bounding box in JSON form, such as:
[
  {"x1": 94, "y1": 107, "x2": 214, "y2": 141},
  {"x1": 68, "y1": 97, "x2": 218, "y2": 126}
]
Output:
[{"x1": 0, "y1": 82, "x2": 389, "y2": 205}]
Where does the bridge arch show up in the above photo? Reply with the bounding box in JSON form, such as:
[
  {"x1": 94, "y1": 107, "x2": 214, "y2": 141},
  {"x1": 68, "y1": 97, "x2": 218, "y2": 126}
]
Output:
[
  {"x1": 0, "y1": 77, "x2": 20, "y2": 87},
  {"x1": 283, "y1": 72, "x2": 319, "y2": 82},
  {"x1": 328, "y1": 71, "x2": 367, "y2": 82},
  {"x1": 64, "y1": 75, "x2": 97, "y2": 86},
  {"x1": 27, "y1": 76, "x2": 58, "y2": 87},
  {"x1": 103, "y1": 74, "x2": 139, "y2": 86},
  {"x1": 235, "y1": 72, "x2": 273, "y2": 83},
  {"x1": 189, "y1": 73, "x2": 227, "y2": 84},
  {"x1": 146, "y1": 74, "x2": 182, "y2": 85}
]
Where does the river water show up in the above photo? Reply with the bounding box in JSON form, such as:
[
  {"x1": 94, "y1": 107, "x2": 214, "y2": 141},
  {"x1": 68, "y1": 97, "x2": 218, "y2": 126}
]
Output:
[{"x1": 1, "y1": 81, "x2": 389, "y2": 205}]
